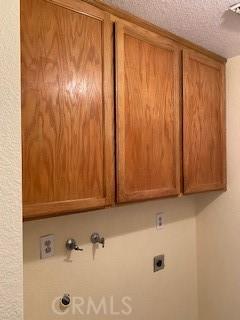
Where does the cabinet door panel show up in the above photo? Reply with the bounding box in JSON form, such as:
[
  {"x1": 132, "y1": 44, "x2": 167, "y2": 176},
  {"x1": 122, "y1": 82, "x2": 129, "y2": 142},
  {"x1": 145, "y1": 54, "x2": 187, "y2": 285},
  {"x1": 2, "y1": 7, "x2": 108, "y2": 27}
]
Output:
[
  {"x1": 115, "y1": 22, "x2": 181, "y2": 203},
  {"x1": 183, "y1": 50, "x2": 226, "y2": 194},
  {"x1": 21, "y1": 0, "x2": 114, "y2": 219}
]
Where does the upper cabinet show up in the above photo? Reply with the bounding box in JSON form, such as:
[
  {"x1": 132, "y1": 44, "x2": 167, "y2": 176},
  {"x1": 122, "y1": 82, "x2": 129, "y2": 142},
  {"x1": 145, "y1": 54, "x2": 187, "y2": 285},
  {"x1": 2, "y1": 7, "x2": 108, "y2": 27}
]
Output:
[
  {"x1": 21, "y1": 0, "x2": 226, "y2": 220},
  {"x1": 21, "y1": 0, "x2": 114, "y2": 219},
  {"x1": 115, "y1": 22, "x2": 181, "y2": 203},
  {"x1": 183, "y1": 50, "x2": 226, "y2": 194}
]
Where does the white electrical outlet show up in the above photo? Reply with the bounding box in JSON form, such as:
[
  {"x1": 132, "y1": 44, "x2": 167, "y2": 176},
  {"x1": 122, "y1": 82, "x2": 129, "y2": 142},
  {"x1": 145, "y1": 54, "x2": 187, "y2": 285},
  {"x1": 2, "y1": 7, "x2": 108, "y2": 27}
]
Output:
[
  {"x1": 156, "y1": 213, "x2": 164, "y2": 230},
  {"x1": 40, "y1": 234, "x2": 55, "y2": 259}
]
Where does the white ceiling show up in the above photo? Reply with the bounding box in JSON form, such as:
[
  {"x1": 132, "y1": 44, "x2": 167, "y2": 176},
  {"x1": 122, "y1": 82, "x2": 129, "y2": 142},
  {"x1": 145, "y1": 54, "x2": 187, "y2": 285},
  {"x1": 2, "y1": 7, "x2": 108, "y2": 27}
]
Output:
[{"x1": 105, "y1": 0, "x2": 240, "y2": 58}]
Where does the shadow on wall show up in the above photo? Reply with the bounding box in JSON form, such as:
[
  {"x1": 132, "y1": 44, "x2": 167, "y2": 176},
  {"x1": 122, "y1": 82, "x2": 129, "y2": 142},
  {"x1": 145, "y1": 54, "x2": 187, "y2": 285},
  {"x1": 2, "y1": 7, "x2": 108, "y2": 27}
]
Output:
[
  {"x1": 24, "y1": 195, "x2": 197, "y2": 262},
  {"x1": 195, "y1": 191, "x2": 223, "y2": 214},
  {"x1": 221, "y1": 11, "x2": 240, "y2": 32}
]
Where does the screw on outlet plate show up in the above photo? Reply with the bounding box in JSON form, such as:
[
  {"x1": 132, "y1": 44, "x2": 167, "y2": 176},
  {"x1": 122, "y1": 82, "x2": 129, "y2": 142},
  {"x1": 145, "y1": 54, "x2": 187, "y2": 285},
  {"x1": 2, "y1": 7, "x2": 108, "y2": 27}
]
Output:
[{"x1": 154, "y1": 255, "x2": 165, "y2": 272}]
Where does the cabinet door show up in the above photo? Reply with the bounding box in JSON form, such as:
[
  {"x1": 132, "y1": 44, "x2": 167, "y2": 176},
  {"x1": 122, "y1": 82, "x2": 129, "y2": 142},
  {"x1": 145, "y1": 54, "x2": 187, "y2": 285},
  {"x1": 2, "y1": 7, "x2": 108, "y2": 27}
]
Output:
[
  {"x1": 21, "y1": 0, "x2": 114, "y2": 219},
  {"x1": 183, "y1": 50, "x2": 226, "y2": 194},
  {"x1": 115, "y1": 22, "x2": 181, "y2": 203}
]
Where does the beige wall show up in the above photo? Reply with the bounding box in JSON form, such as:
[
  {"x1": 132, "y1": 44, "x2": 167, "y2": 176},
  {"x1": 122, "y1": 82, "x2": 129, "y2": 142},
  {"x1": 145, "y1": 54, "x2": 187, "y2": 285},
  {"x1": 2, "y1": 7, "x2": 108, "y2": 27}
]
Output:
[
  {"x1": 24, "y1": 197, "x2": 198, "y2": 320},
  {"x1": 197, "y1": 56, "x2": 240, "y2": 320},
  {"x1": 0, "y1": 1, "x2": 23, "y2": 319}
]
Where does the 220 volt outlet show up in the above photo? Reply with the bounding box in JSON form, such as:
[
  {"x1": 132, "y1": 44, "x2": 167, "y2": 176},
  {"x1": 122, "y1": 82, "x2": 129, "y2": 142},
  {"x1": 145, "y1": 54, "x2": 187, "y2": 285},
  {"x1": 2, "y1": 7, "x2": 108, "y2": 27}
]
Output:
[{"x1": 154, "y1": 255, "x2": 165, "y2": 272}]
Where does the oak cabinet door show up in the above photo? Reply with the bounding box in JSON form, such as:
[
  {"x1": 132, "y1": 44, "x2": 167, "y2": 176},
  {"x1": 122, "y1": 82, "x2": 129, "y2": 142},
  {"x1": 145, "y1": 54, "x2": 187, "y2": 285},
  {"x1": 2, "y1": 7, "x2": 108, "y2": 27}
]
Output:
[
  {"x1": 183, "y1": 50, "x2": 226, "y2": 194},
  {"x1": 115, "y1": 22, "x2": 181, "y2": 203},
  {"x1": 21, "y1": 0, "x2": 114, "y2": 219}
]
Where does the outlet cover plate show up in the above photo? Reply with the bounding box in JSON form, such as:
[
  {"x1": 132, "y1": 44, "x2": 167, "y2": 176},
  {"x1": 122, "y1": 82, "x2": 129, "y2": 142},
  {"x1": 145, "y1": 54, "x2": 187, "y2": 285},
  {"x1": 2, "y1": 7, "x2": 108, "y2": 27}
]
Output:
[
  {"x1": 156, "y1": 213, "x2": 164, "y2": 230},
  {"x1": 40, "y1": 234, "x2": 55, "y2": 259},
  {"x1": 154, "y1": 255, "x2": 165, "y2": 272}
]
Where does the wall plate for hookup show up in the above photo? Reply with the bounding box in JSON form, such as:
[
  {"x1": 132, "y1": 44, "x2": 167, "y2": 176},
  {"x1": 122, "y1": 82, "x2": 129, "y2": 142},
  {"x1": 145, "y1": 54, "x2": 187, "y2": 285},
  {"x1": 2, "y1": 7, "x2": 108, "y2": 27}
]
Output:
[
  {"x1": 40, "y1": 234, "x2": 55, "y2": 259},
  {"x1": 156, "y1": 213, "x2": 164, "y2": 230},
  {"x1": 154, "y1": 255, "x2": 165, "y2": 272}
]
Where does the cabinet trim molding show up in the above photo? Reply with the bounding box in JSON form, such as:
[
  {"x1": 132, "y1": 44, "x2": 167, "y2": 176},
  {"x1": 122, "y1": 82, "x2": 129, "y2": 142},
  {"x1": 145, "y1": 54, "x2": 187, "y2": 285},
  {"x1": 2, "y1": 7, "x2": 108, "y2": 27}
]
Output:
[
  {"x1": 24, "y1": 198, "x2": 106, "y2": 220},
  {"x1": 47, "y1": 0, "x2": 227, "y2": 63}
]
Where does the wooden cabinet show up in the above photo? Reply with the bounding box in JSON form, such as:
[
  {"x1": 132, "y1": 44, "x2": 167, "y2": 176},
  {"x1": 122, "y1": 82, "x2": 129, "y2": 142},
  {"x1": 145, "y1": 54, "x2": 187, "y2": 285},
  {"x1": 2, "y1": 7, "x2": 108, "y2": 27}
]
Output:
[
  {"x1": 21, "y1": 0, "x2": 226, "y2": 220},
  {"x1": 115, "y1": 22, "x2": 181, "y2": 203},
  {"x1": 183, "y1": 50, "x2": 226, "y2": 194},
  {"x1": 21, "y1": 0, "x2": 114, "y2": 219}
]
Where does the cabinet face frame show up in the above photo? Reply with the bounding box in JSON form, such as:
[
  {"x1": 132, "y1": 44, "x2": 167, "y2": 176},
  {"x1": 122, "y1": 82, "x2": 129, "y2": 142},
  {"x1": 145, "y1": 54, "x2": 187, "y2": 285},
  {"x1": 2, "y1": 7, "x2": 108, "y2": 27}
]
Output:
[
  {"x1": 21, "y1": 0, "x2": 115, "y2": 220},
  {"x1": 183, "y1": 49, "x2": 226, "y2": 194},
  {"x1": 115, "y1": 21, "x2": 181, "y2": 203}
]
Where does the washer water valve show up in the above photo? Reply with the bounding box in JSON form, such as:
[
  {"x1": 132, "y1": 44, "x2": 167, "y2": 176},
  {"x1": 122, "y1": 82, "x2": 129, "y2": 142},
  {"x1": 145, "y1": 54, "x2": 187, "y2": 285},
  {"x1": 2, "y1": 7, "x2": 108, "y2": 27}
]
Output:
[
  {"x1": 65, "y1": 239, "x2": 83, "y2": 251},
  {"x1": 90, "y1": 232, "x2": 105, "y2": 248}
]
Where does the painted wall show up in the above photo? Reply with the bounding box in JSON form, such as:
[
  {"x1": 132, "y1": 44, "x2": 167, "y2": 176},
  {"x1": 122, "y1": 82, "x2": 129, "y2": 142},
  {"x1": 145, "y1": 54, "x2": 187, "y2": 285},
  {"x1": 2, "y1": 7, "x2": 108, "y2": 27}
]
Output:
[
  {"x1": 24, "y1": 197, "x2": 198, "y2": 320},
  {"x1": 197, "y1": 56, "x2": 240, "y2": 320},
  {"x1": 0, "y1": 1, "x2": 23, "y2": 319}
]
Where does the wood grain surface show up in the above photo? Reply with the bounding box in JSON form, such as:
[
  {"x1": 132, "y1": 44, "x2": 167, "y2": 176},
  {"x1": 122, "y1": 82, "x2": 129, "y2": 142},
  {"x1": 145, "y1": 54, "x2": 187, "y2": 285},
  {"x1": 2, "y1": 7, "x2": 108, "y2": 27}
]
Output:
[
  {"x1": 183, "y1": 50, "x2": 226, "y2": 194},
  {"x1": 115, "y1": 22, "x2": 181, "y2": 203},
  {"x1": 55, "y1": 0, "x2": 226, "y2": 63},
  {"x1": 21, "y1": 0, "x2": 114, "y2": 219}
]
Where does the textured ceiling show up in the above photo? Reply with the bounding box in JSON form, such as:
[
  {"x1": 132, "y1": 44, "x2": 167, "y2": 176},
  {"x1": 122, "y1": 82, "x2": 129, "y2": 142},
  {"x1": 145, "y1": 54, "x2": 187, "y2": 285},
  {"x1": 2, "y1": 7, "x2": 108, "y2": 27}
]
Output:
[{"x1": 104, "y1": 0, "x2": 240, "y2": 58}]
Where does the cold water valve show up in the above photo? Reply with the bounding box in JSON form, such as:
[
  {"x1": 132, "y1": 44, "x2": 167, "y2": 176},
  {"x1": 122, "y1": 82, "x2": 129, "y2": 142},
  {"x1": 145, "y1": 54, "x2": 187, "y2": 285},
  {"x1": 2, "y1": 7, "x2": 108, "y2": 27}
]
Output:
[{"x1": 90, "y1": 232, "x2": 105, "y2": 248}]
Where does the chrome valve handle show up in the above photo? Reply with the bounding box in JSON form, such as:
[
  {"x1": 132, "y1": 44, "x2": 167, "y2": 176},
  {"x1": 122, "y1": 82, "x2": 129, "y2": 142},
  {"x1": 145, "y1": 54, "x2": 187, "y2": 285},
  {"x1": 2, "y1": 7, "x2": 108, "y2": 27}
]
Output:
[
  {"x1": 66, "y1": 239, "x2": 83, "y2": 251},
  {"x1": 90, "y1": 233, "x2": 105, "y2": 248}
]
